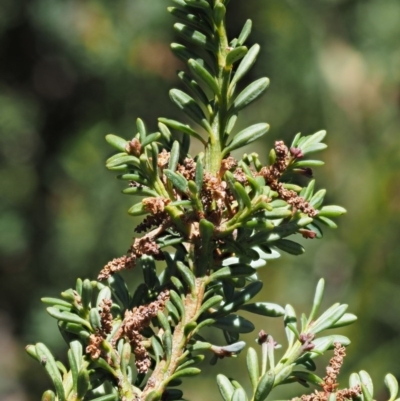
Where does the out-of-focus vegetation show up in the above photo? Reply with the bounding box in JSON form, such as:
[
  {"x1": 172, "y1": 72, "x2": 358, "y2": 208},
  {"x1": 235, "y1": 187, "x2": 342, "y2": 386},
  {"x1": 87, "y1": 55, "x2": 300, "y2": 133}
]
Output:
[{"x1": 0, "y1": 0, "x2": 399, "y2": 400}]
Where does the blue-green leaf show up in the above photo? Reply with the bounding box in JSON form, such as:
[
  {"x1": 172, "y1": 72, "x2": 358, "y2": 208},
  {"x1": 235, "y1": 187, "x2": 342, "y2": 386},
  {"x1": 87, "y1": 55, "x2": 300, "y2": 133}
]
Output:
[
  {"x1": 188, "y1": 59, "x2": 219, "y2": 96},
  {"x1": 237, "y1": 19, "x2": 252, "y2": 46},
  {"x1": 385, "y1": 373, "x2": 399, "y2": 401},
  {"x1": 232, "y1": 78, "x2": 269, "y2": 112},
  {"x1": 226, "y1": 46, "x2": 248, "y2": 67},
  {"x1": 318, "y1": 205, "x2": 347, "y2": 218},
  {"x1": 224, "y1": 123, "x2": 269, "y2": 156},
  {"x1": 254, "y1": 370, "x2": 275, "y2": 401},
  {"x1": 158, "y1": 117, "x2": 206, "y2": 144},
  {"x1": 174, "y1": 23, "x2": 215, "y2": 51},
  {"x1": 230, "y1": 44, "x2": 260, "y2": 89},
  {"x1": 246, "y1": 347, "x2": 259, "y2": 390},
  {"x1": 217, "y1": 374, "x2": 235, "y2": 401},
  {"x1": 35, "y1": 343, "x2": 65, "y2": 401},
  {"x1": 240, "y1": 302, "x2": 285, "y2": 317},
  {"x1": 213, "y1": 314, "x2": 255, "y2": 333},
  {"x1": 170, "y1": 89, "x2": 210, "y2": 128},
  {"x1": 164, "y1": 169, "x2": 189, "y2": 193},
  {"x1": 106, "y1": 134, "x2": 128, "y2": 152}
]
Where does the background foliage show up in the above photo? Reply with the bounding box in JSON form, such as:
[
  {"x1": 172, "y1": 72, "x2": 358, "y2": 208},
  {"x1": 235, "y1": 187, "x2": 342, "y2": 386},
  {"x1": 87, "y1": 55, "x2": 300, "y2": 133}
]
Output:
[{"x1": 1, "y1": 0, "x2": 399, "y2": 400}]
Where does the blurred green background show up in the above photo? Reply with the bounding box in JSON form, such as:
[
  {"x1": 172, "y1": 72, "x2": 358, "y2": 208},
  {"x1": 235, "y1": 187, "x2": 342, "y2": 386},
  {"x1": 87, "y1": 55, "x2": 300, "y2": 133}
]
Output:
[{"x1": 1, "y1": 0, "x2": 400, "y2": 400}]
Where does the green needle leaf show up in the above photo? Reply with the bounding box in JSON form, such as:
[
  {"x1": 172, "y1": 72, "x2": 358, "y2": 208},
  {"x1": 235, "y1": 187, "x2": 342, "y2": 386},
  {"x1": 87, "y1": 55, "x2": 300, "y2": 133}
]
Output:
[
  {"x1": 349, "y1": 373, "x2": 363, "y2": 401},
  {"x1": 141, "y1": 132, "x2": 161, "y2": 148},
  {"x1": 330, "y1": 313, "x2": 357, "y2": 328},
  {"x1": 26, "y1": 344, "x2": 40, "y2": 362},
  {"x1": 105, "y1": 134, "x2": 128, "y2": 152},
  {"x1": 311, "y1": 335, "x2": 350, "y2": 353},
  {"x1": 359, "y1": 371, "x2": 374, "y2": 399},
  {"x1": 167, "y1": 367, "x2": 201, "y2": 382},
  {"x1": 291, "y1": 371, "x2": 324, "y2": 386},
  {"x1": 308, "y1": 278, "x2": 325, "y2": 324},
  {"x1": 42, "y1": 390, "x2": 56, "y2": 401},
  {"x1": 213, "y1": 3, "x2": 226, "y2": 26},
  {"x1": 311, "y1": 304, "x2": 348, "y2": 334},
  {"x1": 169, "y1": 141, "x2": 181, "y2": 172},
  {"x1": 188, "y1": 58, "x2": 220, "y2": 96},
  {"x1": 67, "y1": 351, "x2": 79, "y2": 390},
  {"x1": 171, "y1": 43, "x2": 210, "y2": 70},
  {"x1": 234, "y1": 182, "x2": 252, "y2": 209},
  {"x1": 299, "y1": 130, "x2": 326, "y2": 149},
  {"x1": 46, "y1": 307, "x2": 91, "y2": 330},
  {"x1": 89, "y1": 307, "x2": 101, "y2": 331},
  {"x1": 77, "y1": 368, "x2": 90, "y2": 399},
  {"x1": 198, "y1": 295, "x2": 223, "y2": 316},
  {"x1": 163, "y1": 330, "x2": 173, "y2": 361},
  {"x1": 300, "y1": 179, "x2": 315, "y2": 201},
  {"x1": 158, "y1": 117, "x2": 206, "y2": 144},
  {"x1": 385, "y1": 373, "x2": 399, "y2": 401},
  {"x1": 219, "y1": 281, "x2": 263, "y2": 314},
  {"x1": 184, "y1": 0, "x2": 211, "y2": 11},
  {"x1": 117, "y1": 173, "x2": 148, "y2": 185},
  {"x1": 361, "y1": 383, "x2": 373, "y2": 401},
  {"x1": 168, "y1": 7, "x2": 212, "y2": 36},
  {"x1": 240, "y1": 302, "x2": 285, "y2": 317},
  {"x1": 292, "y1": 159, "x2": 325, "y2": 168},
  {"x1": 254, "y1": 370, "x2": 275, "y2": 401},
  {"x1": 159, "y1": 121, "x2": 172, "y2": 143},
  {"x1": 164, "y1": 169, "x2": 189, "y2": 193},
  {"x1": 166, "y1": 300, "x2": 180, "y2": 324},
  {"x1": 170, "y1": 290, "x2": 185, "y2": 319},
  {"x1": 310, "y1": 189, "x2": 326, "y2": 208},
  {"x1": 230, "y1": 44, "x2": 260, "y2": 89},
  {"x1": 318, "y1": 205, "x2": 347, "y2": 218},
  {"x1": 317, "y1": 216, "x2": 338, "y2": 229},
  {"x1": 224, "y1": 123, "x2": 269, "y2": 156},
  {"x1": 232, "y1": 77, "x2": 269, "y2": 112},
  {"x1": 169, "y1": 89, "x2": 212, "y2": 132},
  {"x1": 137, "y1": 118, "x2": 147, "y2": 143},
  {"x1": 213, "y1": 314, "x2": 255, "y2": 333},
  {"x1": 178, "y1": 70, "x2": 210, "y2": 106},
  {"x1": 195, "y1": 152, "x2": 204, "y2": 189},
  {"x1": 284, "y1": 304, "x2": 297, "y2": 347},
  {"x1": 41, "y1": 298, "x2": 72, "y2": 309},
  {"x1": 232, "y1": 388, "x2": 248, "y2": 401},
  {"x1": 177, "y1": 354, "x2": 204, "y2": 371},
  {"x1": 157, "y1": 310, "x2": 171, "y2": 333},
  {"x1": 176, "y1": 261, "x2": 196, "y2": 293},
  {"x1": 217, "y1": 374, "x2": 235, "y2": 401},
  {"x1": 35, "y1": 343, "x2": 65, "y2": 401},
  {"x1": 226, "y1": 46, "x2": 248, "y2": 67},
  {"x1": 122, "y1": 187, "x2": 159, "y2": 197},
  {"x1": 174, "y1": 23, "x2": 215, "y2": 51},
  {"x1": 151, "y1": 336, "x2": 164, "y2": 363},
  {"x1": 209, "y1": 265, "x2": 256, "y2": 281},
  {"x1": 237, "y1": 19, "x2": 252, "y2": 46},
  {"x1": 274, "y1": 239, "x2": 305, "y2": 255},
  {"x1": 128, "y1": 201, "x2": 149, "y2": 216},
  {"x1": 171, "y1": 276, "x2": 185, "y2": 296},
  {"x1": 246, "y1": 347, "x2": 259, "y2": 390},
  {"x1": 108, "y1": 273, "x2": 130, "y2": 309},
  {"x1": 106, "y1": 154, "x2": 140, "y2": 169}
]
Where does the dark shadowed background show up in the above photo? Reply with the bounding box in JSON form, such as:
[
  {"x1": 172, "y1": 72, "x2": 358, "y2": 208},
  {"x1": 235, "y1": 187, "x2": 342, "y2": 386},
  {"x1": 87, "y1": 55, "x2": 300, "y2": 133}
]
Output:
[{"x1": 1, "y1": 0, "x2": 400, "y2": 400}]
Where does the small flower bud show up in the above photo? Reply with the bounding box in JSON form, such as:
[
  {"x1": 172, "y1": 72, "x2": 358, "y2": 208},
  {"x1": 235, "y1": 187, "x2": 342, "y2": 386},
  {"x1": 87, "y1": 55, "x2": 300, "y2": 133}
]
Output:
[{"x1": 290, "y1": 147, "x2": 304, "y2": 158}]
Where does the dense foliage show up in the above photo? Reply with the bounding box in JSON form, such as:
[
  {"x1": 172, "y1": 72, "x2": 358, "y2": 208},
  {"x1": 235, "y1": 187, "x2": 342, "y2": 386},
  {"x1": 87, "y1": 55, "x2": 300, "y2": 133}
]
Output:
[
  {"x1": 1, "y1": 0, "x2": 400, "y2": 400},
  {"x1": 20, "y1": 1, "x2": 399, "y2": 401}
]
